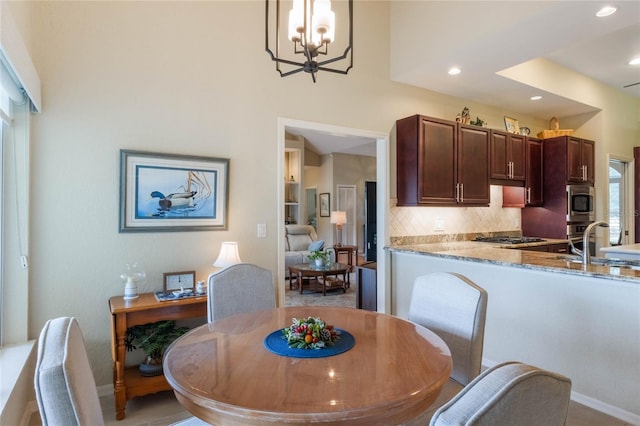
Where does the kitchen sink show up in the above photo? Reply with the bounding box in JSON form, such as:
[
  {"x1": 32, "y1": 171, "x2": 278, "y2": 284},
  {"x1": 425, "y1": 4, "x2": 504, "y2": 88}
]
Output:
[{"x1": 555, "y1": 255, "x2": 640, "y2": 270}]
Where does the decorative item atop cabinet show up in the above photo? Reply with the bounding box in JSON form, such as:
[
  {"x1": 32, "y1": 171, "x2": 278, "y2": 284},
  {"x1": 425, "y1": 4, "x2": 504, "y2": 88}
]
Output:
[
  {"x1": 396, "y1": 115, "x2": 490, "y2": 206},
  {"x1": 537, "y1": 117, "x2": 574, "y2": 139}
]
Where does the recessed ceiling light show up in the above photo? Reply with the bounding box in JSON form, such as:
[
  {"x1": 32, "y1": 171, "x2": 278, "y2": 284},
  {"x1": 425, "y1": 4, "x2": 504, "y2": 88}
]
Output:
[
  {"x1": 629, "y1": 57, "x2": 640, "y2": 66},
  {"x1": 530, "y1": 95, "x2": 542, "y2": 101},
  {"x1": 448, "y1": 67, "x2": 461, "y2": 76},
  {"x1": 596, "y1": 6, "x2": 617, "y2": 17}
]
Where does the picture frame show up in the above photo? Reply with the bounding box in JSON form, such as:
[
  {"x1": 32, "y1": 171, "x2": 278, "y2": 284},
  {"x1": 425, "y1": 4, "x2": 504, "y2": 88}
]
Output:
[
  {"x1": 319, "y1": 193, "x2": 330, "y2": 217},
  {"x1": 163, "y1": 270, "x2": 196, "y2": 292},
  {"x1": 119, "y1": 150, "x2": 229, "y2": 232},
  {"x1": 504, "y1": 116, "x2": 520, "y2": 134}
]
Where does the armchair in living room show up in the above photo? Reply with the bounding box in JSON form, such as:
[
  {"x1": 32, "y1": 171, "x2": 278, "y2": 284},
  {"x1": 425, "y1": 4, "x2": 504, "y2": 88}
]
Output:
[{"x1": 284, "y1": 224, "x2": 327, "y2": 278}]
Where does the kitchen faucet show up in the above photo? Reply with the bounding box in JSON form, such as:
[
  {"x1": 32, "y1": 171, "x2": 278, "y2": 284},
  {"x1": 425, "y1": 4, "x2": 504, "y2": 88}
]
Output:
[{"x1": 570, "y1": 221, "x2": 609, "y2": 266}]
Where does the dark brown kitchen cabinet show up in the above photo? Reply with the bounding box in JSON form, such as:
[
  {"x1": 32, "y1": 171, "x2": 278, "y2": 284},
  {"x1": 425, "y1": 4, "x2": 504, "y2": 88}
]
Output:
[
  {"x1": 566, "y1": 137, "x2": 594, "y2": 184},
  {"x1": 458, "y1": 124, "x2": 491, "y2": 204},
  {"x1": 501, "y1": 136, "x2": 544, "y2": 208},
  {"x1": 525, "y1": 137, "x2": 544, "y2": 206},
  {"x1": 518, "y1": 242, "x2": 568, "y2": 253},
  {"x1": 490, "y1": 130, "x2": 525, "y2": 184},
  {"x1": 396, "y1": 115, "x2": 489, "y2": 206}
]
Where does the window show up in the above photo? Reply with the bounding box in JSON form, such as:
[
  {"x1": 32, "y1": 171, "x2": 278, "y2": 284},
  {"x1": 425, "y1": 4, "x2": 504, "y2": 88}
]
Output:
[{"x1": 0, "y1": 56, "x2": 30, "y2": 346}]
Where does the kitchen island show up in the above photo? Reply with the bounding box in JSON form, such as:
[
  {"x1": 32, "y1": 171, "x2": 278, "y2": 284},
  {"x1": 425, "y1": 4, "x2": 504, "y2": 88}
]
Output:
[
  {"x1": 386, "y1": 241, "x2": 639, "y2": 423},
  {"x1": 601, "y1": 243, "x2": 640, "y2": 260}
]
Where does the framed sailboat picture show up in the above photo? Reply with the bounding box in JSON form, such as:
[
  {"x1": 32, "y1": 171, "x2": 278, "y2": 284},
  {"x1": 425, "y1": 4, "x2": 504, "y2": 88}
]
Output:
[{"x1": 119, "y1": 150, "x2": 229, "y2": 232}]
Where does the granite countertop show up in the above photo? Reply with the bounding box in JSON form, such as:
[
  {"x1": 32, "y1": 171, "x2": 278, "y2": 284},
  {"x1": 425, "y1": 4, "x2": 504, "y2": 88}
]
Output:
[
  {"x1": 386, "y1": 240, "x2": 640, "y2": 283},
  {"x1": 600, "y1": 243, "x2": 640, "y2": 254}
]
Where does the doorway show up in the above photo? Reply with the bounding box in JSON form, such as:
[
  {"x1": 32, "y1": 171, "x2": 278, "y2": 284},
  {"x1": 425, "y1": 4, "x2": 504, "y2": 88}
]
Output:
[
  {"x1": 305, "y1": 187, "x2": 317, "y2": 230},
  {"x1": 277, "y1": 118, "x2": 389, "y2": 312},
  {"x1": 608, "y1": 156, "x2": 632, "y2": 245}
]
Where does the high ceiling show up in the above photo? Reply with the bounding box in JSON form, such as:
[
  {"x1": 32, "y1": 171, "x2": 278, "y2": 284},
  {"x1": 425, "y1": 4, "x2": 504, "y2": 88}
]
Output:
[
  {"x1": 290, "y1": 1, "x2": 640, "y2": 157},
  {"x1": 390, "y1": 1, "x2": 640, "y2": 119}
]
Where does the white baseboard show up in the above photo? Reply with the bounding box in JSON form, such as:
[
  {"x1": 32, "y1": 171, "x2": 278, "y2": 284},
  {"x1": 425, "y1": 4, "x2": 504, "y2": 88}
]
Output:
[
  {"x1": 97, "y1": 384, "x2": 113, "y2": 398},
  {"x1": 482, "y1": 358, "x2": 640, "y2": 425},
  {"x1": 570, "y1": 392, "x2": 640, "y2": 426}
]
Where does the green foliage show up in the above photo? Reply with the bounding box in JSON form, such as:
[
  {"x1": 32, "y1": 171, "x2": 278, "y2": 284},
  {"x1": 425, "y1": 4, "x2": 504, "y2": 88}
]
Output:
[
  {"x1": 308, "y1": 250, "x2": 331, "y2": 263},
  {"x1": 124, "y1": 320, "x2": 189, "y2": 361}
]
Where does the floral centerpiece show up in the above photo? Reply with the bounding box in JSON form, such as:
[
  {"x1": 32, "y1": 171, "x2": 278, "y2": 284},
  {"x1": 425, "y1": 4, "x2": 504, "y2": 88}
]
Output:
[{"x1": 282, "y1": 316, "x2": 340, "y2": 349}]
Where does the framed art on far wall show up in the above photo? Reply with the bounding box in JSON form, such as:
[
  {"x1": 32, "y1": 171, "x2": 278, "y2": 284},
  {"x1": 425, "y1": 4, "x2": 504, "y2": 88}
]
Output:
[
  {"x1": 319, "y1": 193, "x2": 330, "y2": 217},
  {"x1": 119, "y1": 150, "x2": 229, "y2": 232},
  {"x1": 504, "y1": 116, "x2": 520, "y2": 134}
]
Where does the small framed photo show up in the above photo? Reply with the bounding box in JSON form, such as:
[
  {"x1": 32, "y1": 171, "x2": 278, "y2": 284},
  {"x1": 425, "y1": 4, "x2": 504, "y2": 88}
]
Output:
[
  {"x1": 504, "y1": 116, "x2": 520, "y2": 134},
  {"x1": 163, "y1": 271, "x2": 196, "y2": 292},
  {"x1": 319, "y1": 193, "x2": 330, "y2": 217}
]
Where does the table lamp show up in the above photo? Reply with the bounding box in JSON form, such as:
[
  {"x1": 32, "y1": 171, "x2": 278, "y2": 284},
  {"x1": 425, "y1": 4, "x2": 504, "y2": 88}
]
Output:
[
  {"x1": 330, "y1": 211, "x2": 347, "y2": 247},
  {"x1": 214, "y1": 242, "x2": 242, "y2": 268}
]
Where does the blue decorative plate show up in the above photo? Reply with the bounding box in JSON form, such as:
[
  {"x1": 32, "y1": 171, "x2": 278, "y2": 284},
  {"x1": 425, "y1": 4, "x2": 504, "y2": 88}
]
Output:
[{"x1": 263, "y1": 328, "x2": 355, "y2": 358}]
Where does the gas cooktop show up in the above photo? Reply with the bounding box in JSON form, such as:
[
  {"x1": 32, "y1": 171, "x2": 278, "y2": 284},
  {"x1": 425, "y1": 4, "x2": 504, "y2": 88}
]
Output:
[{"x1": 473, "y1": 236, "x2": 546, "y2": 244}]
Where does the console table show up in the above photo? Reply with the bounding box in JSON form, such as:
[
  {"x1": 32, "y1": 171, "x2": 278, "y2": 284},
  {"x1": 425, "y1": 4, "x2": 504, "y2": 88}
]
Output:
[{"x1": 109, "y1": 293, "x2": 207, "y2": 420}]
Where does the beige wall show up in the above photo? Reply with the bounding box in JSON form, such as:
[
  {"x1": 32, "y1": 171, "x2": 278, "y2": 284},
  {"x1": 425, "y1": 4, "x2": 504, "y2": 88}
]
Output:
[{"x1": 10, "y1": 0, "x2": 640, "y2": 390}]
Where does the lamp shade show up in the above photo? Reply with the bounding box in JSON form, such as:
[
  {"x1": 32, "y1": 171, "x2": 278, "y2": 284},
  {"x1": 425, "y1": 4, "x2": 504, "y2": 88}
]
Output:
[
  {"x1": 330, "y1": 211, "x2": 347, "y2": 225},
  {"x1": 213, "y1": 242, "x2": 242, "y2": 268}
]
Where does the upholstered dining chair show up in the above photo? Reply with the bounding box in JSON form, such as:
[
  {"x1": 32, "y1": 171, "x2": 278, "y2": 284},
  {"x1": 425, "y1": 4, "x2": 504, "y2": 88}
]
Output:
[
  {"x1": 429, "y1": 361, "x2": 572, "y2": 426},
  {"x1": 207, "y1": 263, "x2": 276, "y2": 322},
  {"x1": 34, "y1": 317, "x2": 206, "y2": 426},
  {"x1": 408, "y1": 272, "x2": 488, "y2": 387}
]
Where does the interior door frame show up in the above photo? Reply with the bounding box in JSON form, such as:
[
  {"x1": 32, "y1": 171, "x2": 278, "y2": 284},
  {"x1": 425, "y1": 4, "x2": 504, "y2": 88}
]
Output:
[{"x1": 277, "y1": 117, "x2": 390, "y2": 312}]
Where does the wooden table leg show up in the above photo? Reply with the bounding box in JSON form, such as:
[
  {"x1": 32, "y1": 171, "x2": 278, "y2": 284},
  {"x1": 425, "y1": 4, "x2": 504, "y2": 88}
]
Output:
[{"x1": 113, "y1": 313, "x2": 127, "y2": 420}]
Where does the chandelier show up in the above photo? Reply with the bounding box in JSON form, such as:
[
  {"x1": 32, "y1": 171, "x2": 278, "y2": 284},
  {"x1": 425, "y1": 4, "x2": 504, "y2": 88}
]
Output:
[{"x1": 265, "y1": 0, "x2": 353, "y2": 82}]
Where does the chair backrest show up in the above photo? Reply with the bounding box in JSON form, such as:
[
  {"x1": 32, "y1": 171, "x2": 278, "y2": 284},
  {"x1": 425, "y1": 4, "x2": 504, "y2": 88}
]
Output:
[
  {"x1": 34, "y1": 317, "x2": 104, "y2": 426},
  {"x1": 430, "y1": 361, "x2": 572, "y2": 426},
  {"x1": 285, "y1": 224, "x2": 318, "y2": 252},
  {"x1": 207, "y1": 263, "x2": 276, "y2": 322},
  {"x1": 408, "y1": 272, "x2": 488, "y2": 385}
]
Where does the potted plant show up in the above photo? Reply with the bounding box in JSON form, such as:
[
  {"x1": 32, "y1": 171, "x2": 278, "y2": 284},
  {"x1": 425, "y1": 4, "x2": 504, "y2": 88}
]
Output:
[
  {"x1": 308, "y1": 250, "x2": 331, "y2": 268},
  {"x1": 125, "y1": 320, "x2": 189, "y2": 377}
]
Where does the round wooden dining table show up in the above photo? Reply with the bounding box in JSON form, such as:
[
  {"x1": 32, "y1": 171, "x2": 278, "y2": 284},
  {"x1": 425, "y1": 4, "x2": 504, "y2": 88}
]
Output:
[{"x1": 163, "y1": 306, "x2": 451, "y2": 426}]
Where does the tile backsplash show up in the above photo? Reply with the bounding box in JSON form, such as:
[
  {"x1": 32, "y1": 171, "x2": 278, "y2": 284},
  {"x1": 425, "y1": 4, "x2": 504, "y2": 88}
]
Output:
[{"x1": 389, "y1": 186, "x2": 521, "y2": 245}]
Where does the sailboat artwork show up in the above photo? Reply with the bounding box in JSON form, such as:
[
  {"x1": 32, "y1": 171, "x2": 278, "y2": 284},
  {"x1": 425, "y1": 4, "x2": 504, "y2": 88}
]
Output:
[
  {"x1": 119, "y1": 150, "x2": 229, "y2": 232},
  {"x1": 137, "y1": 168, "x2": 216, "y2": 219}
]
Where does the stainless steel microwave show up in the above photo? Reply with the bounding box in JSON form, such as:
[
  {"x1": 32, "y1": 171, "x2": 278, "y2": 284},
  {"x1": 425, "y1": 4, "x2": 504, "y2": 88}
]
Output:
[{"x1": 566, "y1": 185, "x2": 594, "y2": 222}]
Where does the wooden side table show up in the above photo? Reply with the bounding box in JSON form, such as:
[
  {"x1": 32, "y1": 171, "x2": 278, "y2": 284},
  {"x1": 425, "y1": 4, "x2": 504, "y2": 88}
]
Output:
[
  {"x1": 109, "y1": 293, "x2": 207, "y2": 420},
  {"x1": 333, "y1": 244, "x2": 358, "y2": 286}
]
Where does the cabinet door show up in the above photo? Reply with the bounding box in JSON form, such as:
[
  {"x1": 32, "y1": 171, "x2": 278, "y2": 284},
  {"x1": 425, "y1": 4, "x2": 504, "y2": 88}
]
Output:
[
  {"x1": 490, "y1": 131, "x2": 509, "y2": 180},
  {"x1": 458, "y1": 124, "x2": 490, "y2": 205},
  {"x1": 418, "y1": 118, "x2": 457, "y2": 204},
  {"x1": 526, "y1": 138, "x2": 544, "y2": 206},
  {"x1": 582, "y1": 139, "x2": 594, "y2": 184},
  {"x1": 567, "y1": 137, "x2": 585, "y2": 182},
  {"x1": 510, "y1": 134, "x2": 526, "y2": 181}
]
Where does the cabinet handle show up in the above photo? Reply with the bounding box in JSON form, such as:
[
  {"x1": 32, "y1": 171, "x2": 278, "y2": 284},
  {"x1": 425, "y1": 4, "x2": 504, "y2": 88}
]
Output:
[
  {"x1": 526, "y1": 187, "x2": 531, "y2": 204},
  {"x1": 460, "y1": 183, "x2": 464, "y2": 203},
  {"x1": 455, "y1": 183, "x2": 460, "y2": 202},
  {"x1": 509, "y1": 161, "x2": 513, "y2": 179},
  {"x1": 583, "y1": 165, "x2": 588, "y2": 181}
]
